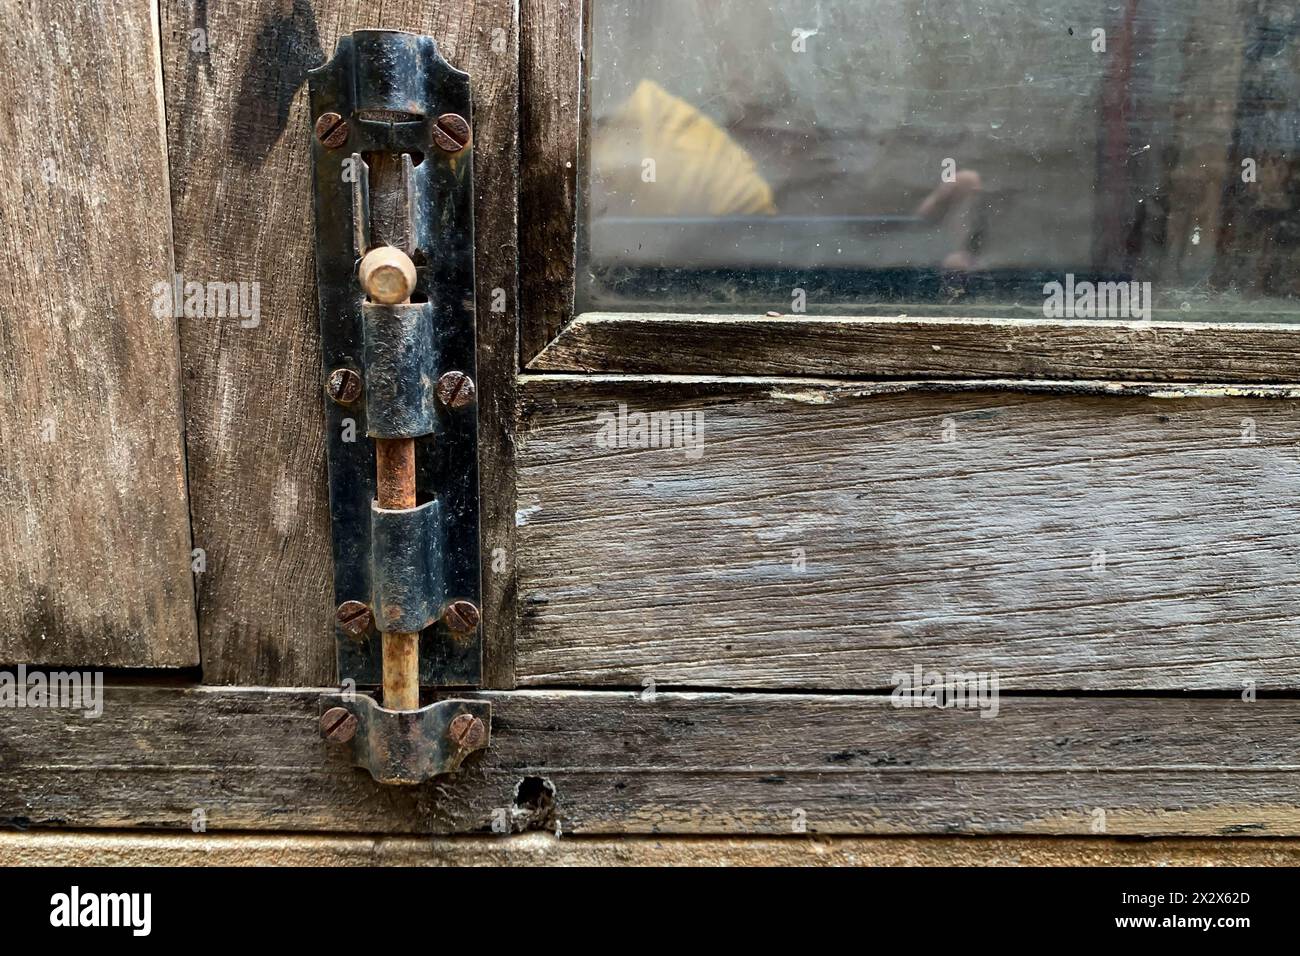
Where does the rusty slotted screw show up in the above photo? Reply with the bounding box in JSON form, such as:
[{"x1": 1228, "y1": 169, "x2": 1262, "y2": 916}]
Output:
[
  {"x1": 314, "y1": 111, "x2": 350, "y2": 149},
  {"x1": 436, "y1": 371, "x2": 476, "y2": 409},
  {"x1": 335, "y1": 600, "x2": 373, "y2": 638},
  {"x1": 320, "y1": 706, "x2": 358, "y2": 743},
  {"x1": 448, "y1": 713, "x2": 487, "y2": 752},
  {"x1": 432, "y1": 113, "x2": 471, "y2": 153},
  {"x1": 443, "y1": 599, "x2": 481, "y2": 634},
  {"x1": 325, "y1": 368, "x2": 363, "y2": 405}
]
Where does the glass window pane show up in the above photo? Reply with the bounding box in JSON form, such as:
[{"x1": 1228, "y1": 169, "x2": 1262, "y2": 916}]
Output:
[{"x1": 579, "y1": 0, "x2": 1300, "y2": 320}]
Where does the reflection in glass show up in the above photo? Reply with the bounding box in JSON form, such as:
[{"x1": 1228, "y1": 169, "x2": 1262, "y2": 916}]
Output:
[{"x1": 580, "y1": 0, "x2": 1300, "y2": 319}]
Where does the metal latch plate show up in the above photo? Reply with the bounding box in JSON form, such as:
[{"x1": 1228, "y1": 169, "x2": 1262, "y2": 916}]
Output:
[{"x1": 308, "y1": 29, "x2": 482, "y2": 690}]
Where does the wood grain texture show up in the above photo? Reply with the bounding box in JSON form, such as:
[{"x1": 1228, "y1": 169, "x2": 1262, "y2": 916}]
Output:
[
  {"x1": 3, "y1": 686, "x2": 1299, "y2": 835},
  {"x1": 6, "y1": 831, "x2": 1300, "y2": 867},
  {"x1": 161, "y1": 0, "x2": 518, "y2": 685},
  {"x1": 517, "y1": 376, "x2": 1300, "y2": 690},
  {"x1": 519, "y1": 0, "x2": 583, "y2": 363},
  {"x1": 0, "y1": 0, "x2": 197, "y2": 666},
  {"x1": 529, "y1": 312, "x2": 1300, "y2": 382}
]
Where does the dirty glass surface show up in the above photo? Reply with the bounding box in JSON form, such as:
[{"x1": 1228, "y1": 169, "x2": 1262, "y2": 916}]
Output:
[{"x1": 578, "y1": 0, "x2": 1300, "y2": 320}]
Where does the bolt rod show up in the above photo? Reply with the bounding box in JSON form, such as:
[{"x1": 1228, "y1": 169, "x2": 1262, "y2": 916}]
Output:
[{"x1": 360, "y1": 244, "x2": 421, "y2": 711}]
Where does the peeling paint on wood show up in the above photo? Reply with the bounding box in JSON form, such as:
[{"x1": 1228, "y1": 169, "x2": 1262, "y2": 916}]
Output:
[{"x1": 529, "y1": 312, "x2": 1300, "y2": 383}]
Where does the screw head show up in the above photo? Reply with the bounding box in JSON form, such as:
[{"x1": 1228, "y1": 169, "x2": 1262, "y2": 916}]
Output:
[
  {"x1": 335, "y1": 600, "x2": 373, "y2": 638},
  {"x1": 436, "y1": 371, "x2": 476, "y2": 409},
  {"x1": 443, "y1": 599, "x2": 481, "y2": 634},
  {"x1": 320, "y1": 706, "x2": 358, "y2": 743},
  {"x1": 314, "y1": 112, "x2": 349, "y2": 149},
  {"x1": 432, "y1": 113, "x2": 471, "y2": 153},
  {"x1": 448, "y1": 713, "x2": 487, "y2": 751},
  {"x1": 325, "y1": 368, "x2": 362, "y2": 405}
]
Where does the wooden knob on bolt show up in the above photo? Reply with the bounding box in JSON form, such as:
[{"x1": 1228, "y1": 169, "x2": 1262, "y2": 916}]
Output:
[{"x1": 359, "y1": 246, "x2": 417, "y2": 304}]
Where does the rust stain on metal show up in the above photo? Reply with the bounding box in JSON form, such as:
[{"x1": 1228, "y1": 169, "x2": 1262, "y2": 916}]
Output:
[
  {"x1": 382, "y1": 632, "x2": 420, "y2": 711},
  {"x1": 325, "y1": 368, "x2": 363, "y2": 405},
  {"x1": 375, "y1": 436, "x2": 419, "y2": 711},
  {"x1": 375, "y1": 438, "x2": 417, "y2": 510},
  {"x1": 432, "y1": 113, "x2": 470, "y2": 153},
  {"x1": 448, "y1": 713, "x2": 487, "y2": 752},
  {"x1": 436, "y1": 370, "x2": 476, "y2": 408},
  {"x1": 314, "y1": 111, "x2": 350, "y2": 148},
  {"x1": 443, "y1": 599, "x2": 481, "y2": 634},
  {"x1": 320, "y1": 706, "x2": 358, "y2": 743},
  {"x1": 335, "y1": 600, "x2": 372, "y2": 638}
]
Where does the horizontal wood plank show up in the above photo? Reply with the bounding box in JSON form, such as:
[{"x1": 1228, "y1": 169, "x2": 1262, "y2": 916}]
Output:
[
  {"x1": 517, "y1": 376, "x2": 1300, "y2": 690},
  {"x1": 1, "y1": 686, "x2": 1298, "y2": 835},
  {"x1": 529, "y1": 313, "x2": 1300, "y2": 383},
  {"x1": 0, "y1": 0, "x2": 198, "y2": 666},
  {"x1": 5, "y1": 831, "x2": 1300, "y2": 867}
]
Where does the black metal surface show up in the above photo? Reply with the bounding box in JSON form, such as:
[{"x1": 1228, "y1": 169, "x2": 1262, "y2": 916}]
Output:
[
  {"x1": 362, "y1": 301, "x2": 439, "y2": 438},
  {"x1": 309, "y1": 30, "x2": 481, "y2": 689},
  {"x1": 370, "y1": 500, "x2": 442, "y2": 633},
  {"x1": 320, "y1": 694, "x2": 491, "y2": 785}
]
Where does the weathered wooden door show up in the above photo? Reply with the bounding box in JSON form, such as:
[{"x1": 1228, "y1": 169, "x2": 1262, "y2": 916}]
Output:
[{"x1": 3, "y1": 0, "x2": 1300, "y2": 855}]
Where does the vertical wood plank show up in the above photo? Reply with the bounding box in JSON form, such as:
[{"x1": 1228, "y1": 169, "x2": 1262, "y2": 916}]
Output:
[
  {"x1": 0, "y1": 0, "x2": 198, "y2": 666},
  {"x1": 161, "y1": 0, "x2": 519, "y2": 685},
  {"x1": 519, "y1": 0, "x2": 583, "y2": 363}
]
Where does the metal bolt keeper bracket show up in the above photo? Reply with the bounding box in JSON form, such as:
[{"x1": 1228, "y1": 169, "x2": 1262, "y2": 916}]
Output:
[{"x1": 319, "y1": 695, "x2": 490, "y2": 786}]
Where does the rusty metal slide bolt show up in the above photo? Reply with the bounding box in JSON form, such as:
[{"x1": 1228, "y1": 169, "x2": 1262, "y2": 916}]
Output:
[{"x1": 310, "y1": 29, "x2": 488, "y2": 784}]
